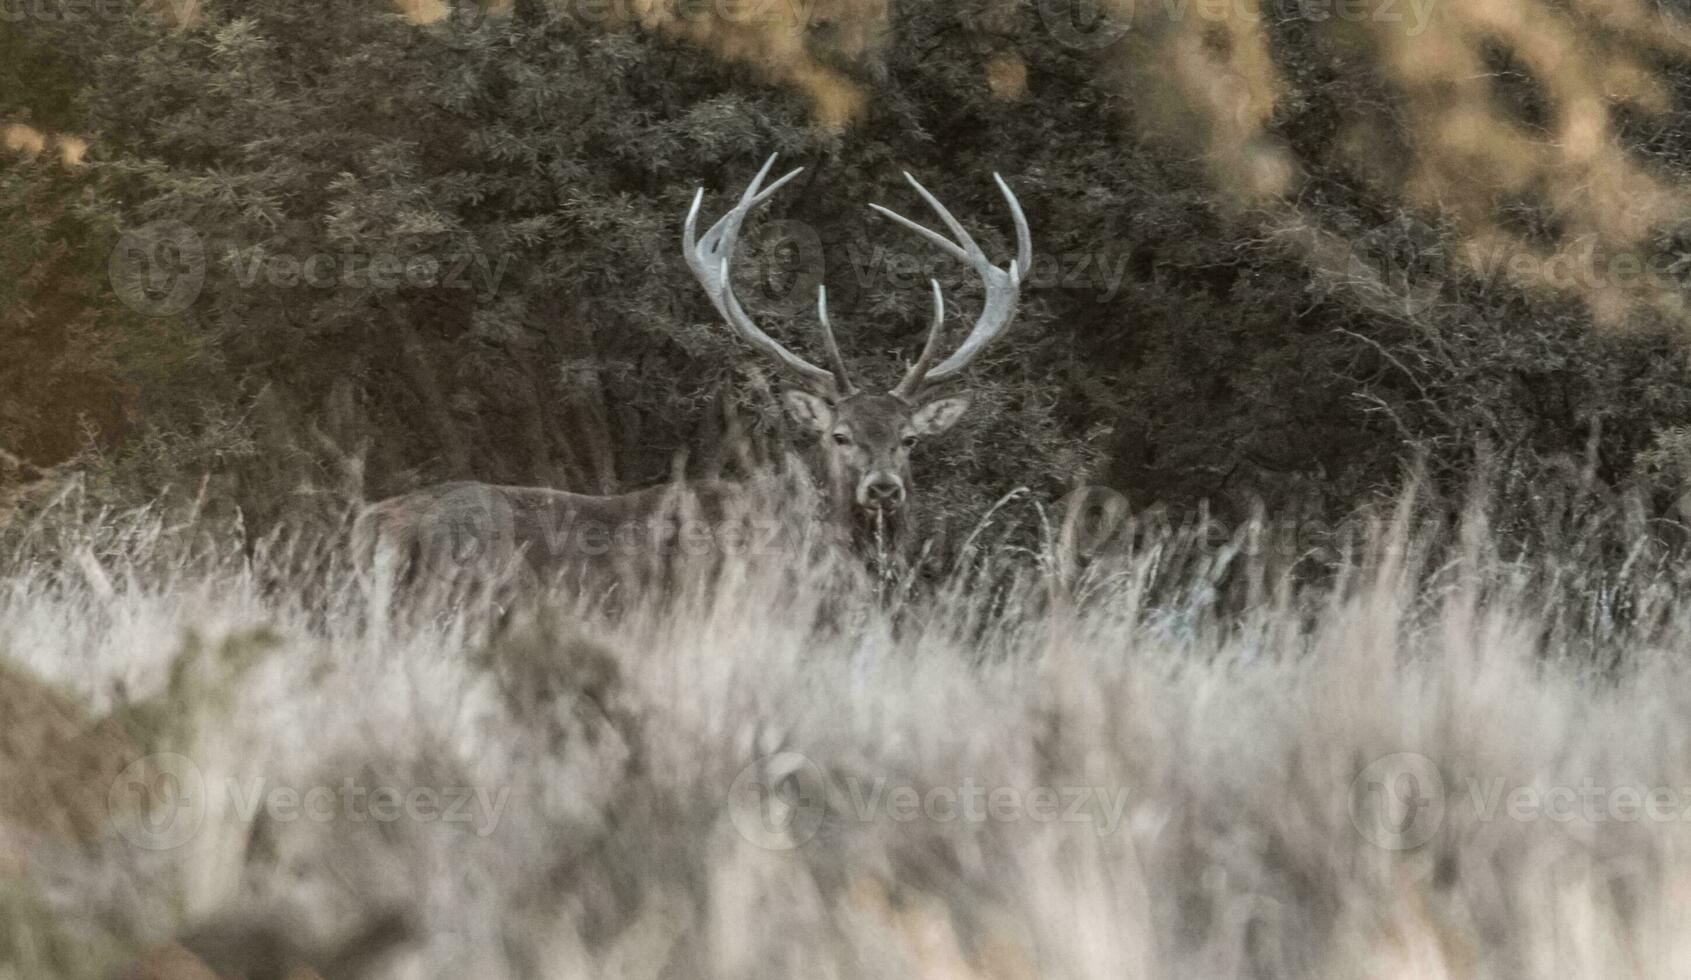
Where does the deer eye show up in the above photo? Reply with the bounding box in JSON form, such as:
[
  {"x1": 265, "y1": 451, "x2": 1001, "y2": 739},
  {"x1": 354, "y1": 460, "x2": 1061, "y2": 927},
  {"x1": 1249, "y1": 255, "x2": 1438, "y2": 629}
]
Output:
[
  {"x1": 902, "y1": 435, "x2": 919, "y2": 449},
  {"x1": 832, "y1": 432, "x2": 852, "y2": 446}
]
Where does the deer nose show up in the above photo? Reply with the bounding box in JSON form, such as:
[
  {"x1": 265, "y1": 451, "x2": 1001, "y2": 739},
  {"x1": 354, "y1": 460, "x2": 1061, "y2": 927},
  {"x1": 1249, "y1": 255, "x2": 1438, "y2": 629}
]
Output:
[{"x1": 862, "y1": 475, "x2": 905, "y2": 509}]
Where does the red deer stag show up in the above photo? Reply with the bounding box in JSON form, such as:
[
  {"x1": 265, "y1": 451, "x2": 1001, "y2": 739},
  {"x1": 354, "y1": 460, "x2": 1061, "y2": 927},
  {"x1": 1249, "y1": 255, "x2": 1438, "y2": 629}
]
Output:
[{"x1": 353, "y1": 154, "x2": 1031, "y2": 592}]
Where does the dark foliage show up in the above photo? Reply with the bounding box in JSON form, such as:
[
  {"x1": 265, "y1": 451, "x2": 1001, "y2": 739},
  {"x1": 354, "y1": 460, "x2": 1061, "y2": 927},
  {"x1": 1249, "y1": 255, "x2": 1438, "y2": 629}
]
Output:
[{"x1": 7, "y1": 0, "x2": 1691, "y2": 554}]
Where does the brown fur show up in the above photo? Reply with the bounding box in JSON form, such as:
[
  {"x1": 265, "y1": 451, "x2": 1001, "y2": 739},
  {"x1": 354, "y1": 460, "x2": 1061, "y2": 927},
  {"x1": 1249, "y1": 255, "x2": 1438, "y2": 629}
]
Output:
[
  {"x1": 351, "y1": 385, "x2": 975, "y2": 594},
  {"x1": 353, "y1": 476, "x2": 827, "y2": 595},
  {"x1": 783, "y1": 389, "x2": 973, "y2": 558}
]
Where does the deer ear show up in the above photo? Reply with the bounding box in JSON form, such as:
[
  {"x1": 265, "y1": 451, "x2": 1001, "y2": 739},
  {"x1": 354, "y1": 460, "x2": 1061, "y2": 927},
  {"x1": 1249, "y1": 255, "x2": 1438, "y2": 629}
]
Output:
[
  {"x1": 782, "y1": 389, "x2": 834, "y2": 433},
  {"x1": 911, "y1": 394, "x2": 972, "y2": 436}
]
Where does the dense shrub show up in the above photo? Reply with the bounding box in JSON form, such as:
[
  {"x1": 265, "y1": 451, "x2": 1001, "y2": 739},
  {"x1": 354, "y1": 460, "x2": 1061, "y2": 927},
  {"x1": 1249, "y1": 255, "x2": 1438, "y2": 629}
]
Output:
[{"x1": 5, "y1": 0, "x2": 1691, "y2": 550}]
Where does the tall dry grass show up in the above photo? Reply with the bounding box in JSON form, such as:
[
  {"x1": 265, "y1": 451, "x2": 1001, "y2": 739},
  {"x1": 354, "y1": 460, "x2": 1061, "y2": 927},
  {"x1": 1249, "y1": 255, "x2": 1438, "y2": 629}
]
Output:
[{"x1": 4, "y1": 478, "x2": 1691, "y2": 977}]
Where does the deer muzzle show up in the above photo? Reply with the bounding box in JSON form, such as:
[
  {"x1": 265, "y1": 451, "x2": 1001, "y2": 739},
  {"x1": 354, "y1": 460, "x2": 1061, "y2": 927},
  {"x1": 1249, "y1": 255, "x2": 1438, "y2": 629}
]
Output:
[{"x1": 856, "y1": 473, "x2": 906, "y2": 512}]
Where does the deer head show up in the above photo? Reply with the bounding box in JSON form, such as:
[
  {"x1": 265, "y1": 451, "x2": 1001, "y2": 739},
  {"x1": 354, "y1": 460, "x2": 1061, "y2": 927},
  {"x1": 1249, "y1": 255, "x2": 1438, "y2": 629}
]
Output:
[{"x1": 683, "y1": 154, "x2": 1032, "y2": 545}]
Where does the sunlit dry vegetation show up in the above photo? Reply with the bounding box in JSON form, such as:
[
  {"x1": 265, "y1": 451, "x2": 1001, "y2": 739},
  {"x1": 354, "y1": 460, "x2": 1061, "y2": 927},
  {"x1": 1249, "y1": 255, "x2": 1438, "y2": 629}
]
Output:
[
  {"x1": 3, "y1": 477, "x2": 1691, "y2": 977},
  {"x1": 1081, "y1": 0, "x2": 1691, "y2": 327}
]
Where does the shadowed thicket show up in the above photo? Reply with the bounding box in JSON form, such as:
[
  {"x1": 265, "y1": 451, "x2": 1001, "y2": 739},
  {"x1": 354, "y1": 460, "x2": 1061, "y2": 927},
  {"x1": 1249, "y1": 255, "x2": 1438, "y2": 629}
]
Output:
[
  {"x1": 4, "y1": 482, "x2": 1691, "y2": 977},
  {"x1": 11, "y1": 0, "x2": 1691, "y2": 538}
]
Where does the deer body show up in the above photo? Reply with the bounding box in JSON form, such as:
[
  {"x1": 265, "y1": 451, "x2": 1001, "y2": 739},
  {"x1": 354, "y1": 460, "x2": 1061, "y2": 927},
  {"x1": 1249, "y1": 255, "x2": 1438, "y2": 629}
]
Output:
[
  {"x1": 354, "y1": 479, "x2": 770, "y2": 589},
  {"x1": 356, "y1": 155, "x2": 1031, "y2": 592}
]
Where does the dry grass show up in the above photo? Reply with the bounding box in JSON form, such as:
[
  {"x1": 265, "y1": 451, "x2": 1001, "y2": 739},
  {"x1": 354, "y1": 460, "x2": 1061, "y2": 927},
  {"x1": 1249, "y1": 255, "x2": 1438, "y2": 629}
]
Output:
[{"x1": 3, "y1": 480, "x2": 1691, "y2": 977}]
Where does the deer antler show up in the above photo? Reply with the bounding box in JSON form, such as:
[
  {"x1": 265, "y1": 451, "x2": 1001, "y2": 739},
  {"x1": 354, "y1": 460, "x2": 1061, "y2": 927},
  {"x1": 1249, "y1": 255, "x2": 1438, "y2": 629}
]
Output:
[
  {"x1": 896, "y1": 279, "x2": 948, "y2": 396},
  {"x1": 684, "y1": 153, "x2": 855, "y2": 396},
  {"x1": 875, "y1": 172, "x2": 1032, "y2": 400}
]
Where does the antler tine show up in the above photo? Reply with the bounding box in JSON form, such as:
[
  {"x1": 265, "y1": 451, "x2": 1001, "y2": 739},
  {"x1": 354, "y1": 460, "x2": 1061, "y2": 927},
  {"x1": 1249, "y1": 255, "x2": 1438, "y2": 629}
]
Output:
[
  {"x1": 892, "y1": 279, "x2": 946, "y2": 399},
  {"x1": 865, "y1": 171, "x2": 994, "y2": 269},
  {"x1": 684, "y1": 155, "x2": 789, "y2": 256},
  {"x1": 901, "y1": 171, "x2": 990, "y2": 263},
  {"x1": 994, "y1": 171, "x2": 1034, "y2": 277},
  {"x1": 688, "y1": 158, "x2": 807, "y2": 270},
  {"x1": 871, "y1": 171, "x2": 1033, "y2": 395},
  {"x1": 708, "y1": 154, "x2": 784, "y2": 261},
  {"x1": 866, "y1": 203, "x2": 971, "y2": 266},
  {"x1": 815, "y1": 285, "x2": 857, "y2": 395},
  {"x1": 682, "y1": 153, "x2": 839, "y2": 391}
]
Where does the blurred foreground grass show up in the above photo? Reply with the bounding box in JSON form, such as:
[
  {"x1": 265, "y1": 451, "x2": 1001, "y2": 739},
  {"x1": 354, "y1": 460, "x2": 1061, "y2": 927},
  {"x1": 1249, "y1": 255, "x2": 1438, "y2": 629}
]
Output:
[{"x1": 2, "y1": 478, "x2": 1691, "y2": 978}]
